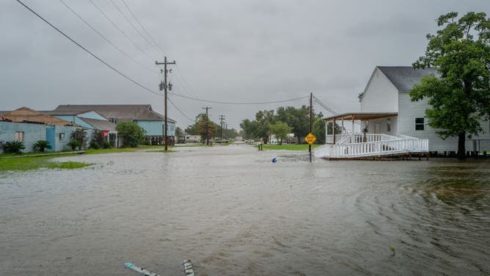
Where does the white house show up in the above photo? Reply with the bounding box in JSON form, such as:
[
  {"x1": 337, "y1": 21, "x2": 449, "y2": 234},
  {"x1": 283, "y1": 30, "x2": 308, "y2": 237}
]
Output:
[{"x1": 317, "y1": 66, "x2": 490, "y2": 159}]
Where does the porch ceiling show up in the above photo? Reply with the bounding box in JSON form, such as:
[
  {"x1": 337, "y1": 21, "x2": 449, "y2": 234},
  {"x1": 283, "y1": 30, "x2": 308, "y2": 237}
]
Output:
[{"x1": 323, "y1": 112, "x2": 397, "y2": 121}]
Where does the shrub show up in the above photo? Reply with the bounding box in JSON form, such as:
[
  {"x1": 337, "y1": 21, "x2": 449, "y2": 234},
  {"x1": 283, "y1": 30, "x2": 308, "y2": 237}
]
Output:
[
  {"x1": 67, "y1": 139, "x2": 82, "y2": 151},
  {"x1": 70, "y1": 129, "x2": 86, "y2": 150},
  {"x1": 3, "y1": 141, "x2": 25, "y2": 154},
  {"x1": 33, "y1": 140, "x2": 51, "y2": 152},
  {"x1": 116, "y1": 121, "x2": 145, "y2": 147}
]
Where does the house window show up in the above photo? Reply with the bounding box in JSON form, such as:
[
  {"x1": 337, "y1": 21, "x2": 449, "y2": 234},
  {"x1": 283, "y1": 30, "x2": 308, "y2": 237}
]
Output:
[
  {"x1": 386, "y1": 119, "x2": 391, "y2": 132},
  {"x1": 15, "y1": 131, "x2": 25, "y2": 142},
  {"x1": 59, "y1": 133, "x2": 65, "y2": 140},
  {"x1": 415, "y1": 118, "x2": 425, "y2": 131}
]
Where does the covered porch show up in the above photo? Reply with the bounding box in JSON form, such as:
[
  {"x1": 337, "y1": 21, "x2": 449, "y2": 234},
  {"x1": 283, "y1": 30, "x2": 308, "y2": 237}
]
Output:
[{"x1": 323, "y1": 112, "x2": 398, "y2": 144}]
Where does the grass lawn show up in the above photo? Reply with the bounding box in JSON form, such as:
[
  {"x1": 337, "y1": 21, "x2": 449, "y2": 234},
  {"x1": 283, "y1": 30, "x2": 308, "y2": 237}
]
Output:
[
  {"x1": 0, "y1": 155, "x2": 90, "y2": 172},
  {"x1": 261, "y1": 144, "x2": 319, "y2": 151}
]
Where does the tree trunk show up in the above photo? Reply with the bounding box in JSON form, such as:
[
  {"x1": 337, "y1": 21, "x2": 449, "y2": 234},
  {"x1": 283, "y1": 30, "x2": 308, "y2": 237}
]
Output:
[{"x1": 457, "y1": 132, "x2": 466, "y2": 160}]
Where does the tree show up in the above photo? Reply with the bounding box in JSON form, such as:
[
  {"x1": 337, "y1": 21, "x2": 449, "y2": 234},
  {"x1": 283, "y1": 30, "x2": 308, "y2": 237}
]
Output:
[
  {"x1": 33, "y1": 140, "x2": 51, "y2": 152},
  {"x1": 411, "y1": 12, "x2": 490, "y2": 159},
  {"x1": 269, "y1": 121, "x2": 291, "y2": 145},
  {"x1": 276, "y1": 106, "x2": 310, "y2": 143},
  {"x1": 116, "y1": 121, "x2": 145, "y2": 147}
]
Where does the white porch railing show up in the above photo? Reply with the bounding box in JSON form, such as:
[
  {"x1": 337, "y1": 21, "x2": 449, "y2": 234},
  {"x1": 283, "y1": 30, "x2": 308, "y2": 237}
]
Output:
[{"x1": 316, "y1": 134, "x2": 429, "y2": 159}]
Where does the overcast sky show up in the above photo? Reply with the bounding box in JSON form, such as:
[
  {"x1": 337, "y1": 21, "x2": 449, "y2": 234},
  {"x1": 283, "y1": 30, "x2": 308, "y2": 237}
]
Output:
[{"x1": 1, "y1": 0, "x2": 488, "y2": 129}]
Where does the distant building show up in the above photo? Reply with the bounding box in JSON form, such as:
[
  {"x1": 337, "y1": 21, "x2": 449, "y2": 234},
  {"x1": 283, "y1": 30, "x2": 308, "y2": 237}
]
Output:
[
  {"x1": 0, "y1": 107, "x2": 78, "y2": 152},
  {"x1": 50, "y1": 105, "x2": 176, "y2": 145}
]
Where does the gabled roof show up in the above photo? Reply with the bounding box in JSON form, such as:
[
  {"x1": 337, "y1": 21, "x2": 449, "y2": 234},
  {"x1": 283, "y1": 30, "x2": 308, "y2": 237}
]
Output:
[
  {"x1": 378, "y1": 66, "x2": 438, "y2": 92},
  {"x1": 1, "y1": 107, "x2": 72, "y2": 126},
  {"x1": 78, "y1": 117, "x2": 117, "y2": 132},
  {"x1": 51, "y1": 104, "x2": 175, "y2": 122}
]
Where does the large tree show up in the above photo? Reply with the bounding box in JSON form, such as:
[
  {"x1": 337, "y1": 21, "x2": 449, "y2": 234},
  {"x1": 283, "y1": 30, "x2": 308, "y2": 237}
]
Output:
[
  {"x1": 410, "y1": 12, "x2": 490, "y2": 159},
  {"x1": 276, "y1": 106, "x2": 310, "y2": 143},
  {"x1": 269, "y1": 121, "x2": 292, "y2": 145}
]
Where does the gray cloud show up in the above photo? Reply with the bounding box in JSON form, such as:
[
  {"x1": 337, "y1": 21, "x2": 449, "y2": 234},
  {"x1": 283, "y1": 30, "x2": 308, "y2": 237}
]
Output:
[{"x1": 1, "y1": 0, "x2": 488, "y2": 128}]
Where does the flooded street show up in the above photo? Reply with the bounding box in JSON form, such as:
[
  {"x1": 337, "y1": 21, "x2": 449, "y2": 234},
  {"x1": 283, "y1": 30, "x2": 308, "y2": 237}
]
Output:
[{"x1": 0, "y1": 144, "x2": 489, "y2": 275}]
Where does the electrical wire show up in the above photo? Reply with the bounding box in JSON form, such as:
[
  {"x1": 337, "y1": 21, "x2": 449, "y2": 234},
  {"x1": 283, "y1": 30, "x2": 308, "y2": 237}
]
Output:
[
  {"x1": 169, "y1": 91, "x2": 308, "y2": 105},
  {"x1": 108, "y1": 0, "x2": 156, "y2": 52},
  {"x1": 313, "y1": 95, "x2": 337, "y2": 115},
  {"x1": 58, "y1": 0, "x2": 158, "y2": 75},
  {"x1": 119, "y1": 0, "x2": 165, "y2": 54},
  {"x1": 88, "y1": 0, "x2": 152, "y2": 59},
  {"x1": 16, "y1": 0, "x2": 162, "y2": 97},
  {"x1": 168, "y1": 97, "x2": 195, "y2": 123}
]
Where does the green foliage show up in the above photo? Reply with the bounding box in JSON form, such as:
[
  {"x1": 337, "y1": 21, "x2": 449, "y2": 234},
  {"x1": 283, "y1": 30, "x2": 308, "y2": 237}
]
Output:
[
  {"x1": 32, "y1": 140, "x2": 51, "y2": 153},
  {"x1": 67, "y1": 139, "x2": 82, "y2": 151},
  {"x1": 276, "y1": 106, "x2": 310, "y2": 143},
  {"x1": 241, "y1": 106, "x2": 325, "y2": 144},
  {"x1": 116, "y1": 121, "x2": 146, "y2": 147},
  {"x1": 89, "y1": 130, "x2": 111, "y2": 149},
  {"x1": 3, "y1": 141, "x2": 25, "y2": 154},
  {"x1": 313, "y1": 118, "x2": 326, "y2": 144},
  {"x1": 240, "y1": 110, "x2": 275, "y2": 143},
  {"x1": 269, "y1": 121, "x2": 292, "y2": 145},
  {"x1": 411, "y1": 11, "x2": 490, "y2": 159},
  {"x1": 70, "y1": 128, "x2": 86, "y2": 150}
]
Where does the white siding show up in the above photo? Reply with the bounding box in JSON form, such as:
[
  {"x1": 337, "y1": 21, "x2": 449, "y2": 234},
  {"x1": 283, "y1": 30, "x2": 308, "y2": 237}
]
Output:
[
  {"x1": 362, "y1": 117, "x2": 398, "y2": 135},
  {"x1": 397, "y1": 93, "x2": 490, "y2": 152},
  {"x1": 361, "y1": 68, "x2": 399, "y2": 113}
]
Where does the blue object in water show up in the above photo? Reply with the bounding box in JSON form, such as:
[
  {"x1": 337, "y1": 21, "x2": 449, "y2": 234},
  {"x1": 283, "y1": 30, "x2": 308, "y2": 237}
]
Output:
[{"x1": 272, "y1": 157, "x2": 278, "y2": 163}]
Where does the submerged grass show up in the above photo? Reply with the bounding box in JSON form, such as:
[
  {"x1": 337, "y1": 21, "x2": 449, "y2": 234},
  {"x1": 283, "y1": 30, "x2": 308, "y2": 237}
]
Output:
[{"x1": 0, "y1": 156, "x2": 90, "y2": 172}]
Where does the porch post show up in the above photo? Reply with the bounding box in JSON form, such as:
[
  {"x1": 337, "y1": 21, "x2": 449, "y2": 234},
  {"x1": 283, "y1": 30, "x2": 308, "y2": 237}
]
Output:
[{"x1": 333, "y1": 118, "x2": 336, "y2": 144}]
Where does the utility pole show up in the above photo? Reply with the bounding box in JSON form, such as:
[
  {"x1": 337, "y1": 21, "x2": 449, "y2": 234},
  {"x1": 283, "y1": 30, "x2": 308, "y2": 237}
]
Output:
[
  {"x1": 309, "y1": 92, "x2": 313, "y2": 163},
  {"x1": 219, "y1": 115, "x2": 225, "y2": 140},
  {"x1": 202, "y1": 106, "x2": 212, "y2": 145},
  {"x1": 155, "y1": 56, "x2": 176, "y2": 152}
]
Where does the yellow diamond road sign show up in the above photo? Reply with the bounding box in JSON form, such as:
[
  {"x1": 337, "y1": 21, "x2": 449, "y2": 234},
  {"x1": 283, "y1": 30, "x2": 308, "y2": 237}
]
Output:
[{"x1": 305, "y1": 133, "x2": 317, "y2": 145}]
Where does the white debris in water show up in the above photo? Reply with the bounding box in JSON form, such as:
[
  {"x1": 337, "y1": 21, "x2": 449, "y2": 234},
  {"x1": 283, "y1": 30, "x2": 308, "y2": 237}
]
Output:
[{"x1": 183, "y1": 259, "x2": 195, "y2": 276}]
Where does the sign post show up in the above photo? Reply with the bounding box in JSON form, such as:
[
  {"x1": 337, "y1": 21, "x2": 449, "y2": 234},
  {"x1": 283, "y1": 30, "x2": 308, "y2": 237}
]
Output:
[{"x1": 305, "y1": 132, "x2": 317, "y2": 162}]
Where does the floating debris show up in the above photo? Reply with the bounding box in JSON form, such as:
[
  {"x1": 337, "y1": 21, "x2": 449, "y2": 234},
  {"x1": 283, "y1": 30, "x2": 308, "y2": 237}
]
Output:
[
  {"x1": 183, "y1": 259, "x2": 195, "y2": 276},
  {"x1": 124, "y1": 262, "x2": 160, "y2": 276}
]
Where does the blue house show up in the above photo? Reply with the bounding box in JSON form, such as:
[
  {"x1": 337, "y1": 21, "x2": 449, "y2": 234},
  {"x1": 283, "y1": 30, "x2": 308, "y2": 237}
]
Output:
[
  {"x1": 51, "y1": 105, "x2": 176, "y2": 145},
  {"x1": 0, "y1": 107, "x2": 78, "y2": 152},
  {"x1": 45, "y1": 110, "x2": 118, "y2": 148}
]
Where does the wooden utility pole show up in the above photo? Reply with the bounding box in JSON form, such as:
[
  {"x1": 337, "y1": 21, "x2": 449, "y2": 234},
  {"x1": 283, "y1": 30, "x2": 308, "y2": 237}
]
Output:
[
  {"x1": 203, "y1": 106, "x2": 212, "y2": 145},
  {"x1": 309, "y1": 92, "x2": 313, "y2": 163},
  {"x1": 219, "y1": 114, "x2": 225, "y2": 140},
  {"x1": 155, "y1": 57, "x2": 176, "y2": 152}
]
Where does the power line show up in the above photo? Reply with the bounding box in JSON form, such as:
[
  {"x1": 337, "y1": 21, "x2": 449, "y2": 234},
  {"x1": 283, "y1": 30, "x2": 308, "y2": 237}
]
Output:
[
  {"x1": 313, "y1": 95, "x2": 337, "y2": 115},
  {"x1": 168, "y1": 98, "x2": 194, "y2": 123},
  {"x1": 88, "y1": 0, "x2": 152, "y2": 59},
  {"x1": 58, "y1": 0, "x2": 158, "y2": 75},
  {"x1": 16, "y1": 0, "x2": 162, "y2": 97},
  {"x1": 169, "y1": 91, "x2": 308, "y2": 105},
  {"x1": 108, "y1": 0, "x2": 156, "y2": 53},
  {"x1": 119, "y1": 0, "x2": 166, "y2": 54}
]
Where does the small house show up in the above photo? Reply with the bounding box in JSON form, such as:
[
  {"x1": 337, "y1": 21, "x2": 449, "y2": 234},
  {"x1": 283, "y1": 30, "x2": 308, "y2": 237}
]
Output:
[{"x1": 0, "y1": 107, "x2": 78, "y2": 152}]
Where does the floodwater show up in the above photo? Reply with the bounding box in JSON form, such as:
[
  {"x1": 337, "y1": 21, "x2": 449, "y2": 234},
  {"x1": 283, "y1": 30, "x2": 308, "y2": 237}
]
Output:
[{"x1": 0, "y1": 145, "x2": 489, "y2": 275}]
